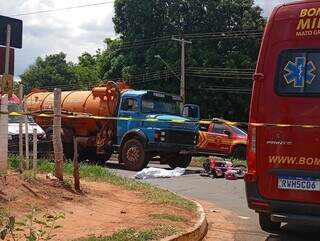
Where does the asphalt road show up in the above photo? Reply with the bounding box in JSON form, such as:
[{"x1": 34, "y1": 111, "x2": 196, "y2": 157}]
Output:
[{"x1": 106, "y1": 161, "x2": 320, "y2": 241}]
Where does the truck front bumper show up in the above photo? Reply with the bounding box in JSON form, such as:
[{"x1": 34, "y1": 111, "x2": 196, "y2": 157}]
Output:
[
  {"x1": 246, "y1": 182, "x2": 320, "y2": 225},
  {"x1": 146, "y1": 142, "x2": 195, "y2": 154}
]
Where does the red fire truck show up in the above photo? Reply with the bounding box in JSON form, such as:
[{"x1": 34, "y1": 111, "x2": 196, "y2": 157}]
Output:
[
  {"x1": 197, "y1": 119, "x2": 247, "y2": 160},
  {"x1": 245, "y1": 0, "x2": 320, "y2": 232}
]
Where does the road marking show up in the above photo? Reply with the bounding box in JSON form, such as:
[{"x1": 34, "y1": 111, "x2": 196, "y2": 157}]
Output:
[{"x1": 237, "y1": 216, "x2": 251, "y2": 220}]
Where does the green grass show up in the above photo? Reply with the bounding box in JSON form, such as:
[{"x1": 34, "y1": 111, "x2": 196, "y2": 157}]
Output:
[
  {"x1": 22, "y1": 170, "x2": 37, "y2": 183},
  {"x1": 9, "y1": 155, "x2": 20, "y2": 170},
  {"x1": 9, "y1": 156, "x2": 197, "y2": 212},
  {"x1": 75, "y1": 225, "x2": 180, "y2": 241},
  {"x1": 232, "y1": 159, "x2": 247, "y2": 167},
  {"x1": 190, "y1": 156, "x2": 207, "y2": 167},
  {"x1": 149, "y1": 213, "x2": 188, "y2": 222}
]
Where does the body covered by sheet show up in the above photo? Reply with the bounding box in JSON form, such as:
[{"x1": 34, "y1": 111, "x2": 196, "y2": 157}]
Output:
[{"x1": 135, "y1": 167, "x2": 186, "y2": 179}]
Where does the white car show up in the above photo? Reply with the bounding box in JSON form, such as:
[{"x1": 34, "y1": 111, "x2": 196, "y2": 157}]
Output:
[{"x1": 8, "y1": 103, "x2": 46, "y2": 155}]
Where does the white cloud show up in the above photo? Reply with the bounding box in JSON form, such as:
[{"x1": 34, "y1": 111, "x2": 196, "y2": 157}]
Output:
[
  {"x1": 254, "y1": 0, "x2": 297, "y2": 17},
  {"x1": 0, "y1": 0, "x2": 115, "y2": 76}
]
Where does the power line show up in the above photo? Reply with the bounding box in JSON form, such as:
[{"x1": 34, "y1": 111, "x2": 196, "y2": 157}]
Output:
[
  {"x1": 187, "y1": 67, "x2": 255, "y2": 72},
  {"x1": 186, "y1": 71, "x2": 253, "y2": 76},
  {"x1": 183, "y1": 33, "x2": 262, "y2": 40},
  {"x1": 186, "y1": 74, "x2": 252, "y2": 80},
  {"x1": 181, "y1": 29, "x2": 262, "y2": 37},
  {"x1": 194, "y1": 87, "x2": 252, "y2": 94},
  {"x1": 26, "y1": 66, "x2": 254, "y2": 91},
  {"x1": 31, "y1": 69, "x2": 180, "y2": 91},
  {"x1": 116, "y1": 30, "x2": 263, "y2": 50},
  {"x1": 10, "y1": 1, "x2": 115, "y2": 17}
]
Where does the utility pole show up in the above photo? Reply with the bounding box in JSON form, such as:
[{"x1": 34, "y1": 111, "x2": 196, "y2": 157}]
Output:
[
  {"x1": 0, "y1": 24, "x2": 11, "y2": 173},
  {"x1": 171, "y1": 37, "x2": 192, "y2": 105}
]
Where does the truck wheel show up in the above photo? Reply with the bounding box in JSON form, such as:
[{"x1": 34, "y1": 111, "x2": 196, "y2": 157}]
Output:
[
  {"x1": 259, "y1": 213, "x2": 281, "y2": 233},
  {"x1": 78, "y1": 147, "x2": 112, "y2": 165},
  {"x1": 94, "y1": 149, "x2": 113, "y2": 165},
  {"x1": 232, "y1": 146, "x2": 246, "y2": 160},
  {"x1": 166, "y1": 154, "x2": 192, "y2": 169},
  {"x1": 63, "y1": 143, "x2": 74, "y2": 160},
  {"x1": 78, "y1": 147, "x2": 94, "y2": 162},
  {"x1": 121, "y1": 139, "x2": 148, "y2": 171}
]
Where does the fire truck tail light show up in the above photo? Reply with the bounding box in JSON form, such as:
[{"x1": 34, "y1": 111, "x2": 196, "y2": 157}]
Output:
[
  {"x1": 249, "y1": 200, "x2": 270, "y2": 210},
  {"x1": 245, "y1": 172, "x2": 257, "y2": 182},
  {"x1": 251, "y1": 127, "x2": 256, "y2": 153},
  {"x1": 245, "y1": 127, "x2": 257, "y2": 183}
]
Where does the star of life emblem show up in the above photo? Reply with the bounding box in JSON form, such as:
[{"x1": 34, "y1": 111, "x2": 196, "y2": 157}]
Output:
[{"x1": 284, "y1": 57, "x2": 316, "y2": 88}]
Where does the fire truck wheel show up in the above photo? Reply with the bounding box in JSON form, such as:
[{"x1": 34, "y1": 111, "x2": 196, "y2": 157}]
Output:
[
  {"x1": 166, "y1": 154, "x2": 192, "y2": 169},
  {"x1": 259, "y1": 213, "x2": 281, "y2": 233},
  {"x1": 122, "y1": 139, "x2": 149, "y2": 171},
  {"x1": 232, "y1": 146, "x2": 246, "y2": 160}
]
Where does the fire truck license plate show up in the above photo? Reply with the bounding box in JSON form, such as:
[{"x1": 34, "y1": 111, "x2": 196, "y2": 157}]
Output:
[{"x1": 278, "y1": 176, "x2": 320, "y2": 191}]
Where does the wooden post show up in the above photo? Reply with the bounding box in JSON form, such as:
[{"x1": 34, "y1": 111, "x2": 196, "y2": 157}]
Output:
[
  {"x1": 0, "y1": 95, "x2": 8, "y2": 173},
  {"x1": 53, "y1": 88, "x2": 63, "y2": 181},
  {"x1": 33, "y1": 128, "x2": 37, "y2": 175},
  {"x1": 19, "y1": 84, "x2": 23, "y2": 170},
  {"x1": 24, "y1": 101, "x2": 29, "y2": 169},
  {"x1": 73, "y1": 137, "x2": 80, "y2": 191}
]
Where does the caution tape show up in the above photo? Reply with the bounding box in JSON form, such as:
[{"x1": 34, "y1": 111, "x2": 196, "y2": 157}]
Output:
[{"x1": 1, "y1": 111, "x2": 320, "y2": 128}]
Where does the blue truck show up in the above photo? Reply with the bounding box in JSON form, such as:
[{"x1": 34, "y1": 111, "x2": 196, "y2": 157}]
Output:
[{"x1": 26, "y1": 81, "x2": 200, "y2": 171}]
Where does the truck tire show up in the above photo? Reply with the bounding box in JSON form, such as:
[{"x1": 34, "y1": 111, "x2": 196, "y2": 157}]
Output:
[
  {"x1": 78, "y1": 147, "x2": 112, "y2": 165},
  {"x1": 232, "y1": 146, "x2": 246, "y2": 160},
  {"x1": 94, "y1": 149, "x2": 113, "y2": 165},
  {"x1": 164, "y1": 154, "x2": 192, "y2": 169},
  {"x1": 63, "y1": 142, "x2": 74, "y2": 160},
  {"x1": 259, "y1": 213, "x2": 281, "y2": 233},
  {"x1": 121, "y1": 139, "x2": 149, "y2": 171}
]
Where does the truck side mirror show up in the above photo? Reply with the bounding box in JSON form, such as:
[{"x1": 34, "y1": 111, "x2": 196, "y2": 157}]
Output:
[{"x1": 182, "y1": 104, "x2": 200, "y2": 120}]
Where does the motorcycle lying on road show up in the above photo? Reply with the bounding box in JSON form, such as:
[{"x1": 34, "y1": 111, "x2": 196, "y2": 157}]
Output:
[{"x1": 200, "y1": 157, "x2": 247, "y2": 179}]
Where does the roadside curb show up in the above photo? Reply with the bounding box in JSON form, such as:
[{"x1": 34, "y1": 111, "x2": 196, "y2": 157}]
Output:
[{"x1": 161, "y1": 200, "x2": 208, "y2": 241}]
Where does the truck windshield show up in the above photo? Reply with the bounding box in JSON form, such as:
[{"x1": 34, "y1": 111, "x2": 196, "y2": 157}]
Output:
[
  {"x1": 230, "y1": 125, "x2": 247, "y2": 136},
  {"x1": 142, "y1": 97, "x2": 180, "y2": 116},
  {"x1": 8, "y1": 104, "x2": 35, "y2": 124}
]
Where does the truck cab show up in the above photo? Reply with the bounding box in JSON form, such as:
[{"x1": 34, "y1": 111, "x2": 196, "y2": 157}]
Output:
[
  {"x1": 25, "y1": 82, "x2": 199, "y2": 171},
  {"x1": 197, "y1": 119, "x2": 247, "y2": 160},
  {"x1": 246, "y1": 0, "x2": 320, "y2": 232},
  {"x1": 117, "y1": 90, "x2": 199, "y2": 171}
]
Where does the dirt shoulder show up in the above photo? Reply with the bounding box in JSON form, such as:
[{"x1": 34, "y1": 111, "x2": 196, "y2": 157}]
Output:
[
  {"x1": 0, "y1": 173, "x2": 198, "y2": 241},
  {"x1": 199, "y1": 201, "x2": 237, "y2": 241}
]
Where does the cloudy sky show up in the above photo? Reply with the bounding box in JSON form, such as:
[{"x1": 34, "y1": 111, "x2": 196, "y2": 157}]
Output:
[{"x1": 0, "y1": 0, "x2": 295, "y2": 78}]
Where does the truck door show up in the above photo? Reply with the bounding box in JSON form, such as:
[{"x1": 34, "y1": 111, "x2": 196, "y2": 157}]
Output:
[
  {"x1": 207, "y1": 124, "x2": 230, "y2": 155},
  {"x1": 117, "y1": 98, "x2": 141, "y2": 144}
]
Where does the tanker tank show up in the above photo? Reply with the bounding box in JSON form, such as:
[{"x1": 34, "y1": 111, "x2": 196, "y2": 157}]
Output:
[{"x1": 26, "y1": 81, "x2": 129, "y2": 160}]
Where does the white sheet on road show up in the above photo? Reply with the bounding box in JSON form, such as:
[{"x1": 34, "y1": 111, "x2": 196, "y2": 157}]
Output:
[{"x1": 135, "y1": 167, "x2": 186, "y2": 179}]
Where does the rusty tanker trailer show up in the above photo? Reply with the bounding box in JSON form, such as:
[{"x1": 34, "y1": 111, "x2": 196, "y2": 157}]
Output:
[{"x1": 26, "y1": 81, "x2": 199, "y2": 171}]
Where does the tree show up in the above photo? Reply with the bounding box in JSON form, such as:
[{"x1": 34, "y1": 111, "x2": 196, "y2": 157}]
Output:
[
  {"x1": 72, "y1": 52, "x2": 102, "y2": 89},
  {"x1": 110, "y1": 0, "x2": 265, "y2": 121},
  {"x1": 20, "y1": 52, "x2": 77, "y2": 93}
]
